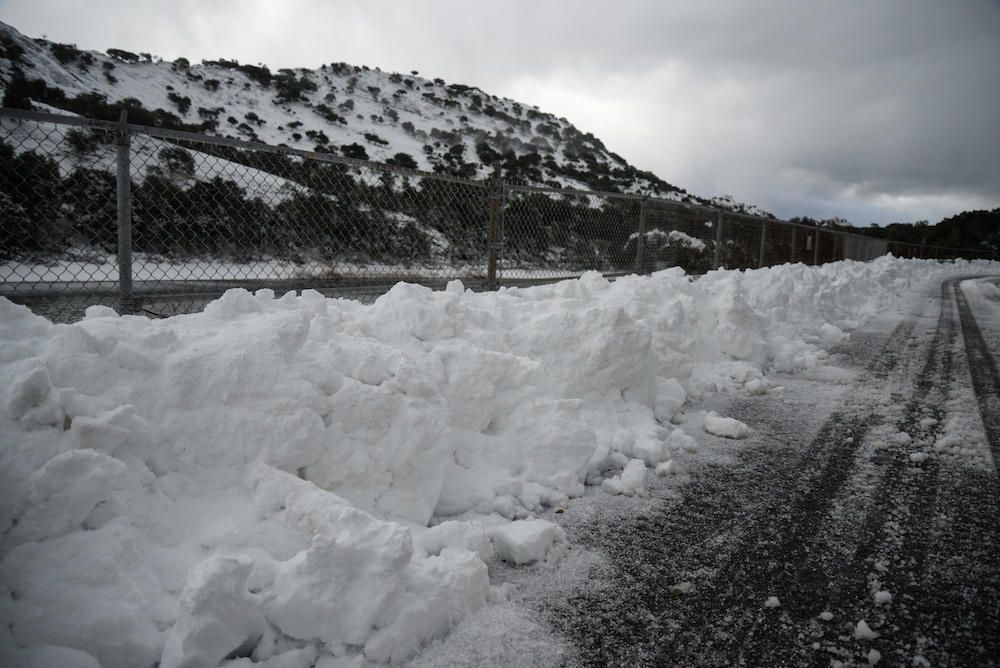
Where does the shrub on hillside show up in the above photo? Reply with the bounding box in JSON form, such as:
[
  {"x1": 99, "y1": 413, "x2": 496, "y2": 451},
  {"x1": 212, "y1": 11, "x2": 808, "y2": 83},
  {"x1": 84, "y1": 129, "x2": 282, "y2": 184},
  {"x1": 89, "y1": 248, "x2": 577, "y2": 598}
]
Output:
[
  {"x1": 167, "y1": 92, "x2": 191, "y2": 114},
  {"x1": 159, "y1": 146, "x2": 196, "y2": 180},
  {"x1": 340, "y1": 143, "x2": 368, "y2": 160},
  {"x1": 387, "y1": 152, "x2": 418, "y2": 169},
  {"x1": 106, "y1": 48, "x2": 139, "y2": 63},
  {"x1": 65, "y1": 128, "x2": 102, "y2": 155},
  {"x1": 0, "y1": 142, "x2": 63, "y2": 256},
  {"x1": 274, "y1": 70, "x2": 317, "y2": 103}
]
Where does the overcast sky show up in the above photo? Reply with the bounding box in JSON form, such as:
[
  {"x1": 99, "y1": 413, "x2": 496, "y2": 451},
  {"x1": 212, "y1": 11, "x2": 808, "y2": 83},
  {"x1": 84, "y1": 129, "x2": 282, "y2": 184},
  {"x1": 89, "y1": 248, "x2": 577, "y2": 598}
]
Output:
[{"x1": 3, "y1": 0, "x2": 999, "y2": 225}]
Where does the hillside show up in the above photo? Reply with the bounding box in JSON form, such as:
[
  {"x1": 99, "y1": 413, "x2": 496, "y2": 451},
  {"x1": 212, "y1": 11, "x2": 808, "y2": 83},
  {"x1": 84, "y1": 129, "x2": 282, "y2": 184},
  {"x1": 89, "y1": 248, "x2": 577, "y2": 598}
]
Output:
[
  {"x1": 863, "y1": 209, "x2": 1000, "y2": 252},
  {"x1": 0, "y1": 21, "x2": 776, "y2": 216}
]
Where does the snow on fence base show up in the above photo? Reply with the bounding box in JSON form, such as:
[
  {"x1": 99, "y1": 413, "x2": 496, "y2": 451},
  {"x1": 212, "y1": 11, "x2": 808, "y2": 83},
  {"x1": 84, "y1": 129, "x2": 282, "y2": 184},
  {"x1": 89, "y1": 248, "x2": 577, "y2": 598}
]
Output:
[{"x1": 1, "y1": 257, "x2": 999, "y2": 667}]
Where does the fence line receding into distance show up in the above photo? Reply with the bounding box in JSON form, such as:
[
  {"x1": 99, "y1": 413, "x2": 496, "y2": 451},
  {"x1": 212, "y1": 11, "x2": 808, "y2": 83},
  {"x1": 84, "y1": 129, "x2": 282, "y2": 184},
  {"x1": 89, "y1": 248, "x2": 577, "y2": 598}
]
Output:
[{"x1": 1, "y1": 107, "x2": 994, "y2": 321}]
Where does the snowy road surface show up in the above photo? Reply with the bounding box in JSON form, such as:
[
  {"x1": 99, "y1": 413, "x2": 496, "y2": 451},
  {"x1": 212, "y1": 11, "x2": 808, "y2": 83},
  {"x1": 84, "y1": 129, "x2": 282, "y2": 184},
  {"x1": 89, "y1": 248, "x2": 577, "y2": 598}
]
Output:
[{"x1": 420, "y1": 276, "x2": 1000, "y2": 667}]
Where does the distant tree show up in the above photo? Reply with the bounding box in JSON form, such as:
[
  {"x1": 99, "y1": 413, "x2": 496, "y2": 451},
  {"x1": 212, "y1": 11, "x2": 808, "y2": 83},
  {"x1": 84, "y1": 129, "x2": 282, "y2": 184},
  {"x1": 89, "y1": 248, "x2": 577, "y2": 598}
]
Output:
[
  {"x1": 340, "y1": 143, "x2": 369, "y2": 160},
  {"x1": 305, "y1": 129, "x2": 330, "y2": 144},
  {"x1": 0, "y1": 143, "x2": 65, "y2": 255},
  {"x1": 157, "y1": 146, "x2": 195, "y2": 180},
  {"x1": 63, "y1": 167, "x2": 118, "y2": 248},
  {"x1": 106, "y1": 48, "x2": 139, "y2": 63},
  {"x1": 274, "y1": 70, "x2": 317, "y2": 102},
  {"x1": 49, "y1": 42, "x2": 82, "y2": 65},
  {"x1": 65, "y1": 128, "x2": 101, "y2": 155},
  {"x1": 167, "y1": 92, "x2": 191, "y2": 114},
  {"x1": 387, "y1": 152, "x2": 418, "y2": 169},
  {"x1": 0, "y1": 35, "x2": 26, "y2": 64}
]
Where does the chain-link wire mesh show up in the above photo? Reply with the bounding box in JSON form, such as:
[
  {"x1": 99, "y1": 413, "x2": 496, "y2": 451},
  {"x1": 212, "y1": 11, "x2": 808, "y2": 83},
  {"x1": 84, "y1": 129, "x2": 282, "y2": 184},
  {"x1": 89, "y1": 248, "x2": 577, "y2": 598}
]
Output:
[
  {"x1": 2, "y1": 108, "x2": 996, "y2": 322},
  {"x1": 1, "y1": 113, "x2": 121, "y2": 321},
  {"x1": 125, "y1": 127, "x2": 491, "y2": 317},
  {"x1": 501, "y1": 186, "x2": 641, "y2": 284}
]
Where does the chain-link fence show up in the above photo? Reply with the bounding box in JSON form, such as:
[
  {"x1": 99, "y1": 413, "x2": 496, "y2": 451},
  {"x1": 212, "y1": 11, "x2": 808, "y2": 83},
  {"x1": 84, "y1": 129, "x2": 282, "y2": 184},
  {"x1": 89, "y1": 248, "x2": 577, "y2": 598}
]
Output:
[{"x1": 2, "y1": 107, "x2": 996, "y2": 321}]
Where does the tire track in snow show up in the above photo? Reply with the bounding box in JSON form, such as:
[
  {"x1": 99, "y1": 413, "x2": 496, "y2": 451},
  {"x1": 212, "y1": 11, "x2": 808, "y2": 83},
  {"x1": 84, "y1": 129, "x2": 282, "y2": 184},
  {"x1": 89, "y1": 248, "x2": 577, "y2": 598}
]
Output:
[
  {"x1": 543, "y1": 278, "x2": 1000, "y2": 667},
  {"x1": 541, "y1": 312, "x2": 929, "y2": 667},
  {"x1": 955, "y1": 278, "x2": 1000, "y2": 454},
  {"x1": 788, "y1": 279, "x2": 960, "y2": 666}
]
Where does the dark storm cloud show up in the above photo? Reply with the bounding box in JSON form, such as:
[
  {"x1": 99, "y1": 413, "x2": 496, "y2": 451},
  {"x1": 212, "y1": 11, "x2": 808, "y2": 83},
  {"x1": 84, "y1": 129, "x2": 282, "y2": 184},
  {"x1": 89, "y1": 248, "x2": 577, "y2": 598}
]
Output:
[{"x1": 2, "y1": 0, "x2": 997, "y2": 224}]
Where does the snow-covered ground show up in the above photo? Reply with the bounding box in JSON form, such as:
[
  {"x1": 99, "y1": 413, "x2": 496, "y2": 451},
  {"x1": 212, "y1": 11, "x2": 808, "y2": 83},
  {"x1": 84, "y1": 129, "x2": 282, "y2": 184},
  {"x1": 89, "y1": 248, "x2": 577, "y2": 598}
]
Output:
[
  {"x1": 1, "y1": 257, "x2": 997, "y2": 667},
  {"x1": 0, "y1": 253, "x2": 477, "y2": 284}
]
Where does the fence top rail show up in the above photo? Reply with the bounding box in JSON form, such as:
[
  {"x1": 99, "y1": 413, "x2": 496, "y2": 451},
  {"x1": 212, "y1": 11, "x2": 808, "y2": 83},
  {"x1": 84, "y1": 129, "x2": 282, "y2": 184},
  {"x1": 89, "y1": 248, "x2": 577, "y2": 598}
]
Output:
[
  {"x1": 0, "y1": 106, "x2": 120, "y2": 131},
  {"x1": 2, "y1": 106, "x2": 996, "y2": 260}
]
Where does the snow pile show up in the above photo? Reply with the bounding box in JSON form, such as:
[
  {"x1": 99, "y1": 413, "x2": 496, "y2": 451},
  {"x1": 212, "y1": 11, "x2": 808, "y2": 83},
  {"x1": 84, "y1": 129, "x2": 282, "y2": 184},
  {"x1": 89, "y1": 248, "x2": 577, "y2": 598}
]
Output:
[{"x1": 1, "y1": 256, "x2": 997, "y2": 666}]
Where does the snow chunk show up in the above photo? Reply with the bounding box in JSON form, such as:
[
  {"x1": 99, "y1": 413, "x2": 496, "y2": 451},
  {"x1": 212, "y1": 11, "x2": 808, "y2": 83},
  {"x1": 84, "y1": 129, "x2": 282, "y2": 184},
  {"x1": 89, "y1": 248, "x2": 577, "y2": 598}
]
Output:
[
  {"x1": 820, "y1": 323, "x2": 848, "y2": 345},
  {"x1": 909, "y1": 452, "x2": 929, "y2": 463},
  {"x1": 874, "y1": 590, "x2": 893, "y2": 605},
  {"x1": 654, "y1": 377, "x2": 687, "y2": 421},
  {"x1": 490, "y1": 519, "x2": 566, "y2": 565},
  {"x1": 601, "y1": 458, "x2": 648, "y2": 496},
  {"x1": 418, "y1": 520, "x2": 495, "y2": 562},
  {"x1": 667, "y1": 428, "x2": 699, "y2": 453},
  {"x1": 160, "y1": 555, "x2": 265, "y2": 668},
  {"x1": 868, "y1": 648, "x2": 882, "y2": 665},
  {"x1": 764, "y1": 596, "x2": 780, "y2": 608},
  {"x1": 7, "y1": 365, "x2": 64, "y2": 428},
  {"x1": 854, "y1": 619, "x2": 879, "y2": 640},
  {"x1": 655, "y1": 459, "x2": 679, "y2": 476},
  {"x1": 620, "y1": 458, "x2": 648, "y2": 491},
  {"x1": 703, "y1": 412, "x2": 750, "y2": 439},
  {"x1": 894, "y1": 431, "x2": 913, "y2": 445},
  {"x1": 819, "y1": 611, "x2": 834, "y2": 621},
  {"x1": 10, "y1": 449, "x2": 128, "y2": 544}
]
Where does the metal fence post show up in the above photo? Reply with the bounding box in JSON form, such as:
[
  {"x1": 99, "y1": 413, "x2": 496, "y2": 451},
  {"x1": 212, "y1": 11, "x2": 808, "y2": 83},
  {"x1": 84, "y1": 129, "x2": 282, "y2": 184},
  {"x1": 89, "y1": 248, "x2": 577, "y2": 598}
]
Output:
[
  {"x1": 813, "y1": 228, "x2": 820, "y2": 266},
  {"x1": 758, "y1": 220, "x2": 767, "y2": 268},
  {"x1": 712, "y1": 211, "x2": 724, "y2": 270},
  {"x1": 116, "y1": 110, "x2": 135, "y2": 314},
  {"x1": 486, "y1": 169, "x2": 502, "y2": 291},
  {"x1": 634, "y1": 196, "x2": 649, "y2": 274},
  {"x1": 790, "y1": 225, "x2": 797, "y2": 264}
]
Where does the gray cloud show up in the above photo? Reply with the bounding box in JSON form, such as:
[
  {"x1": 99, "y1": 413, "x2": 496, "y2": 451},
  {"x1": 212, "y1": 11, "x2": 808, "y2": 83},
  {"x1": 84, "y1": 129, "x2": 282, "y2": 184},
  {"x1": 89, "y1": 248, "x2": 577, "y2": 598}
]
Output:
[{"x1": 2, "y1": 0, "x2": 998, "y2": 224}]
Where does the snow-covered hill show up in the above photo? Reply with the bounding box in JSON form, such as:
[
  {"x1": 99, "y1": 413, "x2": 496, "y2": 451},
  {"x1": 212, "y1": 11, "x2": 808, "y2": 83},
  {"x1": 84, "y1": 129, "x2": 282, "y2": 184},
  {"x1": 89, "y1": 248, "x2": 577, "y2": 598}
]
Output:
[{"x1": 0, "y1": 21, "x2": 768, "y2": 214}]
